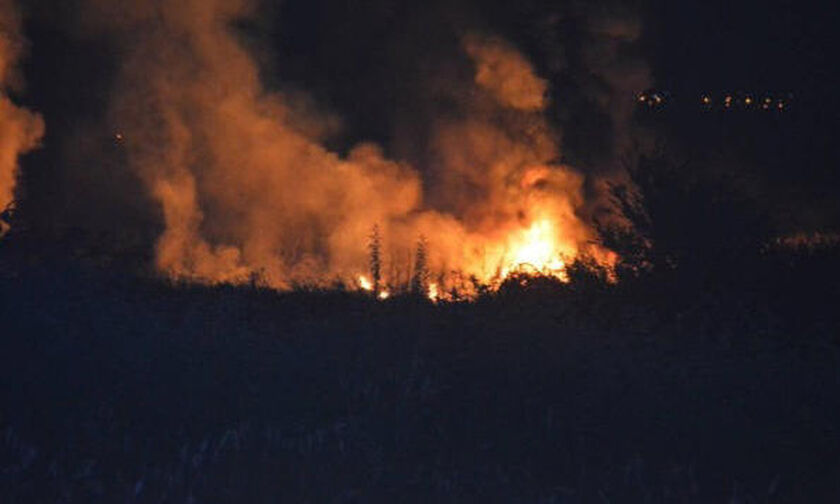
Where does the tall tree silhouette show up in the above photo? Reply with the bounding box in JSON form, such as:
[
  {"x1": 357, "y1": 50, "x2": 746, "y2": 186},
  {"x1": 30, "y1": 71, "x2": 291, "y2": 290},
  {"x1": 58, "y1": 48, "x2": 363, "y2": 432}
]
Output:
[
  {"x1": 411, "y1": 236, "x2": 428, "y2": 295},
  {"x1": 368, "y1": 224, "x2": 382, "y2": 295}
]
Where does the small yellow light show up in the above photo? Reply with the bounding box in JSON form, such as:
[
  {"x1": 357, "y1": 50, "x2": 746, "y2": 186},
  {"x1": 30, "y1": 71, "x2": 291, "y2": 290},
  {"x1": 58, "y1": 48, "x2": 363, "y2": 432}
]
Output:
[{"x1": 745, "y1": 97, "x2": 753, "y2": 105}]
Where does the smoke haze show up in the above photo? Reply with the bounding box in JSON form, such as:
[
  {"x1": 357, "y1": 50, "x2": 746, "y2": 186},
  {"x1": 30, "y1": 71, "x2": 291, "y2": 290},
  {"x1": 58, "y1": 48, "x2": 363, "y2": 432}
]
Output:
[
  {"x1": 7, "y1": 0, "x2": 654, "y2": 291},
  {"x1": 0, "y1": 0, "x2": 43, "y2": 235}
]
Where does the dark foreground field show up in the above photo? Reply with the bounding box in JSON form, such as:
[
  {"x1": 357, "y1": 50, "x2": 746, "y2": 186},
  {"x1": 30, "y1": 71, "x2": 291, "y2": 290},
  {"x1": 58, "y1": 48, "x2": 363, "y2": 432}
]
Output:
[{"x1": 1, "y1": 258, "x2": 839, "y2": 503}]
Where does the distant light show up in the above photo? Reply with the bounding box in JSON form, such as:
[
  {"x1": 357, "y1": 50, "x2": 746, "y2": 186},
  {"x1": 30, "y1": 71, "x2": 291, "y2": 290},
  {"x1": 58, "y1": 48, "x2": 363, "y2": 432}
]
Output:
[
  {"x1": 744, "y1": 97, "x2": 753, "y2": 105},
  {"x1": 638, "y1": 94, "x2": 647, "y2": 102},
  {"x1": 114, "y1": 132, "x2": 124, "y2": 142},
  {"x1": 702, "y1": 95, "x2": 711, "y2": 104}
]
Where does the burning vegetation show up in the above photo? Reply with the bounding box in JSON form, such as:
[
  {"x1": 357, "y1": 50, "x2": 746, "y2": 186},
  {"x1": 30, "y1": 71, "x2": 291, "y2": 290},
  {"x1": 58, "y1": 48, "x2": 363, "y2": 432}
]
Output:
[{"x1": 74, "y1": 0, "x2": 617, "y2": 298}]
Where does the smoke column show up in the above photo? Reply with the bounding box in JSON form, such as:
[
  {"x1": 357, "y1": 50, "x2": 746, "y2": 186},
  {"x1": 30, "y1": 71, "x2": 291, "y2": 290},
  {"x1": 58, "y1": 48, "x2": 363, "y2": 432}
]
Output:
[
  {"x1": 80, "y1": 0, "x2": 612, "y2": 291},
  {"x1": 430, "y1": 34, "x2": 603, "y2": 274},
  {"x1": 0, "y1": 0, "x2": 43, "y2": 235}
]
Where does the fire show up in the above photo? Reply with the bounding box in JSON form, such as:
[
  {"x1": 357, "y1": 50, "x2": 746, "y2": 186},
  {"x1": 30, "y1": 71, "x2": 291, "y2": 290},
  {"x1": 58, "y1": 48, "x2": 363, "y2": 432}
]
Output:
[
  {"x1": 357, "y1": 275, "x2": 373, "y2": 291},
  {"x1": 358, "y1": 275, "x2": 390, "y2": 300},
  {"x1": 88, "y1": 3, "x2": 619, "y2": 297},
  {"x1": 428, "y1": 283, "x2": 439, "y2": 302},
  {"x1": 501, "y1": 218, "x2": 570, "y2": 281}
]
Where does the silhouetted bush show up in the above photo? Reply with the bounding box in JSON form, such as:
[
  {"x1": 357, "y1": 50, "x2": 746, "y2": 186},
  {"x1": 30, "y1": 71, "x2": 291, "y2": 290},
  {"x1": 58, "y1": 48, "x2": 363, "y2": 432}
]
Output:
[{"x1": 599, "y1": 151, "x2": 775, "y2": 285}]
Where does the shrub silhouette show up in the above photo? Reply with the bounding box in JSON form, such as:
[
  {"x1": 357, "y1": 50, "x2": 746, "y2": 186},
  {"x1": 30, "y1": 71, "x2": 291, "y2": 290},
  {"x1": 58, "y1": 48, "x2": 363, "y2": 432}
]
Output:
[{"x1": 600, "y1": 151, "x2": 774, "y2": 284}]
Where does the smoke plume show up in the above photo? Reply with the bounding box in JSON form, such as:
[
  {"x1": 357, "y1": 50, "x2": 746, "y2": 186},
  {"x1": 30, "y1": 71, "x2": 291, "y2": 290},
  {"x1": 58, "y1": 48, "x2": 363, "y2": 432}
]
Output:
[
  {"x1": 75, "y1": 0, "x2": 616, "y2": 291},
  {"x1": 0, "y1": 0, "x2": 43, "y2": 235}
]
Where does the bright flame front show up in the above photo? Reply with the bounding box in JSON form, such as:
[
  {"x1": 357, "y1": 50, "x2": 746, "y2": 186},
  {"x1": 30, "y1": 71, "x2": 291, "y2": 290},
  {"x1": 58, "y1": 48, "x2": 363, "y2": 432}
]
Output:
[
  {"x1": 358, "y1": 275, "x2": 373, "y2": 291},
  {"x1": 501, "y1": 218, "x2": 570, "y2": 281}
]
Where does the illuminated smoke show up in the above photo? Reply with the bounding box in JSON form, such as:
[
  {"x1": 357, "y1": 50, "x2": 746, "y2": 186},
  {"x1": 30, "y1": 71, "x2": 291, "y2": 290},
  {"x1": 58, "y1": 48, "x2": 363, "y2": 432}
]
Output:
[
  {"x1": 427, "y1": 34, "x2": 606, "y2": 280},
  {"x1": 462, "y1": 34, "x2": 547, "y2": 112},
  {"x1": 82, "y1": 0, "x2": 612, "y2": 292},
  {"x1": 0, "y1": 0, "x2": 44, "y2": 235}
]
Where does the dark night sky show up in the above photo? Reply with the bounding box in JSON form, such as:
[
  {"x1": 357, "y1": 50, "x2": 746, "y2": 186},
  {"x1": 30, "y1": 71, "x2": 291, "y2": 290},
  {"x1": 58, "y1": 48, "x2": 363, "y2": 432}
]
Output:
[
  {"x1": 13, "y1": 0, "x2": 840, "y2": 238},
  {"x1": 649, "y1": 0, "x2": 835, "y2": 92}
]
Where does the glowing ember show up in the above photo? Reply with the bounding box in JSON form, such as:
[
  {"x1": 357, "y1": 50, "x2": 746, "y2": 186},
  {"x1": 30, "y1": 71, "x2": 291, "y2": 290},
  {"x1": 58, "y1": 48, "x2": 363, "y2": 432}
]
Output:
[{"x1": 378, "y1": 290, "x2": 390, "y2": 300}]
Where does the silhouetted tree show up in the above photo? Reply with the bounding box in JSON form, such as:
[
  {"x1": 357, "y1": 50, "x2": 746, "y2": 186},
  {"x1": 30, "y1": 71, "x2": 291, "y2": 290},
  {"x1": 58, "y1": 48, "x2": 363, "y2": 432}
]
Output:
[
  {"x1": 598, "y1": 151, "x2": 774, "y2": 285},
  {"x1": 368, "y1": 224, "x2": 382, "y2": 295},
  {"x1": 411, "y1": 236, "x2": 428, "y2": 295}
]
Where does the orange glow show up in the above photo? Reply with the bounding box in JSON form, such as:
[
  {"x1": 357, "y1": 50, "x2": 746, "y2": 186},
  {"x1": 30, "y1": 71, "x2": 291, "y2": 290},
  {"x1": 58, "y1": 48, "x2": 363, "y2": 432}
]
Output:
[
  {"x1": 0, "y1": 1, "x2": 45, "y2": 236},
  {"x1": 428, "y1": 283, "x2": 440, "y2": 302},
  {"x1": 501, "y1": 218, "x2": 569, "y2": 281},
  {"x1": 358, "y1": 275, "x2": 373, "y2": 291},
  {"x1": 378, "y1": 290, "x2": 390, "y2": 300},
  {"x1": 91, "y1": 3, "x2": 619, "y2": 298}
]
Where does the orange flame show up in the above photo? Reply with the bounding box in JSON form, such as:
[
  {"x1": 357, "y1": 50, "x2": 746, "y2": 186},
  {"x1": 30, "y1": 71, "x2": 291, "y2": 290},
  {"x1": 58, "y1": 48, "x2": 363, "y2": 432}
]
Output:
[
  {"x1": 501, "y1": 218, "x2": 570, "y2": 281},
  {"x1": 428, "y1": 282, "x2": 440, "y2": 302},
  {"x1": 89, "y1": 2, "x2": 619, "y2": 297},
  {"x1": 357, "y1": 275, "x2": 373, "y2": 291}
]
